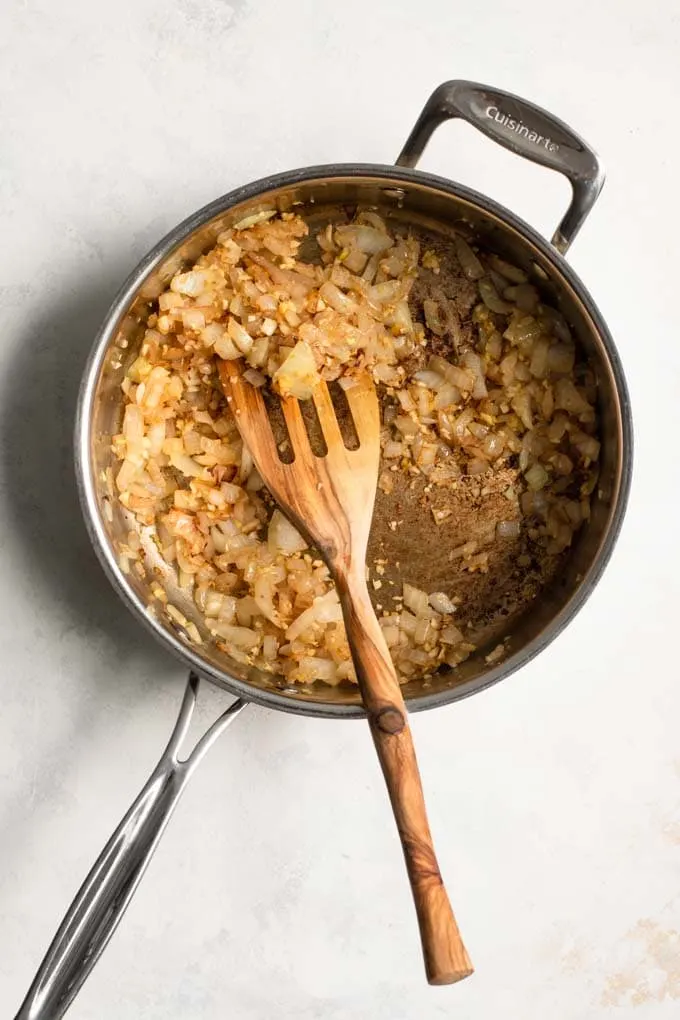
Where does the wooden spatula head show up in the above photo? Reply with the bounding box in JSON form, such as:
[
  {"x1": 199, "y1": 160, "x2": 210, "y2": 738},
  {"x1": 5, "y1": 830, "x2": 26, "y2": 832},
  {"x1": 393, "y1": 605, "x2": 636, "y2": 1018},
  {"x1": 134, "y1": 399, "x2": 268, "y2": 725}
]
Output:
[{"x1": 219, "y1": 359, "x2": 380, "y2": 573}]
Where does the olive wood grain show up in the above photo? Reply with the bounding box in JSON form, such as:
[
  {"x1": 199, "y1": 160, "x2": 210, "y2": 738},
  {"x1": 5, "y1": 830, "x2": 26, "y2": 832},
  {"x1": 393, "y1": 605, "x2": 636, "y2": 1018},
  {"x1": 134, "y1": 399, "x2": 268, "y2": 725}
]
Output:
[{"x1": 219, "y1": 359, "x2": 473, "y2": 985}]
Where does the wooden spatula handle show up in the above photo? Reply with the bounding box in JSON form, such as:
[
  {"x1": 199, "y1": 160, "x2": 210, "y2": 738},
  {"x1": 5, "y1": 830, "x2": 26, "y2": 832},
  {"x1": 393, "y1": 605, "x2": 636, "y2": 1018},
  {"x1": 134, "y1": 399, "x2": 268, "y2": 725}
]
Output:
[{"x1": 335, "y1": 565, "x2": 473, "y2": 986}]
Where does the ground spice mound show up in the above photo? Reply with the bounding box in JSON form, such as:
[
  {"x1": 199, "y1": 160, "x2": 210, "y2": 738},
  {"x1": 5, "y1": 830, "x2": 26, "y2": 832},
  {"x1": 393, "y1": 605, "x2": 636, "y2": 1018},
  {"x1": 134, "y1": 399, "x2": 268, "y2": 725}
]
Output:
[{"x1": 368, "y1": 465, "x2": 559, "y2": 657}]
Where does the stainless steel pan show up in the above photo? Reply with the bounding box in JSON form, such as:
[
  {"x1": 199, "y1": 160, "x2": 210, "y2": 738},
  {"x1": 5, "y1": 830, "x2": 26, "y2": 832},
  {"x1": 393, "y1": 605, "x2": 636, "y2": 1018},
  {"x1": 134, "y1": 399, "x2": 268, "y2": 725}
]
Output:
[{"x1": 15, "y1": 80, "x2": 632, "y2": 1019}]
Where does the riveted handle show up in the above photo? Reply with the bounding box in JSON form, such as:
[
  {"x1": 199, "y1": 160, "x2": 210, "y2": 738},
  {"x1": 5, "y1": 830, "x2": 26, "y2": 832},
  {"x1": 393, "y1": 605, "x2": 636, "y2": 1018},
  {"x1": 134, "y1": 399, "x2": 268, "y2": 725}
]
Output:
[
  {"x1": 397, "y1": 80, "x2": 605, "y2": 254},
  {"x1": 14, "y1": 675, "x2": 246, "y2": 1020}
]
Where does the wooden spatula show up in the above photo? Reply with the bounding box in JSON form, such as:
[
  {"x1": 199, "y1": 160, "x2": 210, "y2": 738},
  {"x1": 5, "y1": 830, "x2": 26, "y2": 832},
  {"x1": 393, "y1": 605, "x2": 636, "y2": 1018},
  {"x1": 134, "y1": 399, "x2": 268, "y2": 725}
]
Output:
[{"x1": 219, "y1": 359, "x2": 473, "y2": 985}]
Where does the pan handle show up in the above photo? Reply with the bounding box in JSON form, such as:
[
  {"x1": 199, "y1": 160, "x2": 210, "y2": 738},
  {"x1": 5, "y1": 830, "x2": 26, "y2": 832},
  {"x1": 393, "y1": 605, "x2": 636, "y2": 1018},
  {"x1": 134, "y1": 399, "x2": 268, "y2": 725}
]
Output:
[
  {"x1": 396, "y1": 80, "x2": 605, "y2": 255},
  {"x1": 14, "y1": 673, "x2": 246, "y2": 1020}
]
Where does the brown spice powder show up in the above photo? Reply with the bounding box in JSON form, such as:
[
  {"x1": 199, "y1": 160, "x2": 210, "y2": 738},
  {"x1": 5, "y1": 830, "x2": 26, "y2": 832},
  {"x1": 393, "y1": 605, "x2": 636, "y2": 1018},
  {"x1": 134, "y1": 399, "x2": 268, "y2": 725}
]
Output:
[{"x1": 368, "y1": 465, "x2": 560, "y2": 654}]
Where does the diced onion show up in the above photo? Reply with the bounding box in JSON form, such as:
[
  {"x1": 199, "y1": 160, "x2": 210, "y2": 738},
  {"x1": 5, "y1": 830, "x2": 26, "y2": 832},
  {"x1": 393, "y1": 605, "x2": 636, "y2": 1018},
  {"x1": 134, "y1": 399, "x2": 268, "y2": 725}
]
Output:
[
  {"x1": 383, "y1": 440, "x2": 404, "y2": 459},
  {"x1": 428, "y1": 591, "x2": 456, "y2": 614},
  {"x1": 243, "y1": 368, "x2": 266, "y2": 387},
  {"x1": 525, "y1": 464, "x2": 550, "y2": 491},
  {"x1": 268, "y1": 510, "x2": 308, "y2": 555},
  {"x1": 497, "y1": 520, "x2": 521, "y2": 539},
  {"x1": 227, "y1": 316, "x2": 254, "y2": 354},
  {"x1": 335, "y1": 224, "x2": 393, "y2": 254},
  {"x1": 441, "y1": 624, "x2": 464, "y2": 646},
  {"x1": 403, "y1": 583, "x2": 430, "y2": 616},
  {"x1": 272, "y1": 341, "x2": 320, "y2": 399},
  {"x1": 414, "y1": 370, "x2": 445, "y2": 390},
  {"x1": 454, "y1": 234, "x2": 485, "y2": 280},
  {"x1": 478, "y1": 277, "x2": 513, "y2": 313},
  {"x1": 286, "y1": 591, "x2": 342, "y2": 641},
  {"x1": 210, "y1": 622, "x2": 259, "y2": 649}
]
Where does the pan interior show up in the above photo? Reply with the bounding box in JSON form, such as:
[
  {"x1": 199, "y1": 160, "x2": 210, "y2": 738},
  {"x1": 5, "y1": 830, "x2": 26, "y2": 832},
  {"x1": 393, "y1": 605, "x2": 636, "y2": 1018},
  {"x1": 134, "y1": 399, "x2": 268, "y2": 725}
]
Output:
[{"x1": 83, "y1": 172, "x2": 627, "y2": 715}]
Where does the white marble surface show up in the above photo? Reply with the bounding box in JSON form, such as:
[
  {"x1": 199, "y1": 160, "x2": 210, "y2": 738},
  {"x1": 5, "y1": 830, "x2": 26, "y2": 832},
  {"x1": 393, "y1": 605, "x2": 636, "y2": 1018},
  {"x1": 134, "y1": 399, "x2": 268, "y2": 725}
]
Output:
[{"x1": 1, "y1": 1, "x2": 679, "y2": 1016}]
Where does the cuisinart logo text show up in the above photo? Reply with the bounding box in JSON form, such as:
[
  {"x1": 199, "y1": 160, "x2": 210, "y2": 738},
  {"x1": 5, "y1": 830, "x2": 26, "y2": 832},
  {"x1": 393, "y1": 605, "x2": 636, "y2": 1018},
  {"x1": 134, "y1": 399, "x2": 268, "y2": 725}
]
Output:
[{"x1": 485, "y1": 105, "x2": 559, "y2": 153}]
